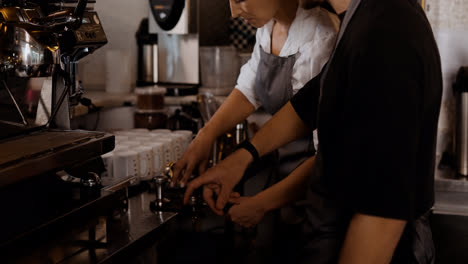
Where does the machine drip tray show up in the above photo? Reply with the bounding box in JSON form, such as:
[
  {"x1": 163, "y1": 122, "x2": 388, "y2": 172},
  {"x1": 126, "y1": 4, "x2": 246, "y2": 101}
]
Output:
[{"x1": 0, "y1": 129, "x2": 114, "y2": 188}]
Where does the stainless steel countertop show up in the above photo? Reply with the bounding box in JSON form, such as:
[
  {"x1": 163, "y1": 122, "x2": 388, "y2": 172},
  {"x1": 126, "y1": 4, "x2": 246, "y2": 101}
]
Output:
[{"x1": 434, "y1": 168, "x2": 468, "y2": 216}]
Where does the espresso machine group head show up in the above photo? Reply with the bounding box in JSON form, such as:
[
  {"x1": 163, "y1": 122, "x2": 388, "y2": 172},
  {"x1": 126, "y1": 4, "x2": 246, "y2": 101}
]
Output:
[{"x1": 148, "y1": 0, "x2": 199, "y2": 91}]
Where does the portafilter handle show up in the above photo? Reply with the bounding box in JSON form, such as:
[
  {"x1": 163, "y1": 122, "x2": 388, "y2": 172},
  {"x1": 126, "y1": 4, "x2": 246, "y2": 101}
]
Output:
[{"x1": 74, "y1": 0, "x2": 89, "y2": 21}]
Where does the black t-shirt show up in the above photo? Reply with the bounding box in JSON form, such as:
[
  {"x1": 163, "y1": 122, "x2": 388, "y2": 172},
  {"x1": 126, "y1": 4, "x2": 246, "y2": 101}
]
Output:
[{"x1": 291, "y1": 0, "x2": 442, "y2": 220}]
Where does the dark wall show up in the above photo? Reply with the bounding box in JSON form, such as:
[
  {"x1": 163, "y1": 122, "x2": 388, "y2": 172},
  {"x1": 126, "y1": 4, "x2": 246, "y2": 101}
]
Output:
[{"x1": 199, "y1": 0, "x2": 232, "y2": 46}]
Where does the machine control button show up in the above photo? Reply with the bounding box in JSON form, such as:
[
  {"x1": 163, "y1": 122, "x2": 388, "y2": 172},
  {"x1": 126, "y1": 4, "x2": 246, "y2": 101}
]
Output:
[{"x1": 84, "y1": 31, "x2": 97, "y2": 39}]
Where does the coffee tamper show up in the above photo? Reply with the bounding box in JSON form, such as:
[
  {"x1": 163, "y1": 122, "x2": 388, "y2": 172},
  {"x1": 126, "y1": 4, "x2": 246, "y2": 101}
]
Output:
[{"x1": 153, "y1": 175, "x2": 168, "y2": 209}]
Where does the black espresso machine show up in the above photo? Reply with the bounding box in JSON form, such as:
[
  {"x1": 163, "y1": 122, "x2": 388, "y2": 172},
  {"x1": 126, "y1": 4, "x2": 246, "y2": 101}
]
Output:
[{"x1": 0, "y1": 1, "x2": 139, "y2": 263}]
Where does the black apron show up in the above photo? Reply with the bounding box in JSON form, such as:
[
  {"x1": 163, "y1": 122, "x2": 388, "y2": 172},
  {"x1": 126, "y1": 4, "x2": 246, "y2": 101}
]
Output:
[{"x1": 298, "y1": 0, "x2": 435, "y2": 263}]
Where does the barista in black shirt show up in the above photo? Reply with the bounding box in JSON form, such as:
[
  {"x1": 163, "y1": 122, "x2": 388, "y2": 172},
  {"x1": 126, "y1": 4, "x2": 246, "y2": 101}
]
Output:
[
  {"x1": 184, "y1": 0, "x2": 442, "y2": 262},
  {"x1": 290, "y1": 0, "x2": 442, "y2": 262},
  {"x1": 293, "y1": 0, "x2": 442, "y2": 220}
]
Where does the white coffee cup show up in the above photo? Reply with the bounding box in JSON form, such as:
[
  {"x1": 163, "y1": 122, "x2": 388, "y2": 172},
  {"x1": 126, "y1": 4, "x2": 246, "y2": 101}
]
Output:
[
  {"x1": 152, "y1": 137, "x2": 175, "y2": 165},
  {"x1": 134, "y1": 135, "x2": 154, "y2": 144},
  {"x1": 162, "y1": 133, "x2": 184, "y2": 159},
  {"x1": 115, "y1": 135, "x2": 129, "y2": 143},
  {"x1": 134, "y1": 146, "x2": 154, "y2": 181},
  {"x1": 173, "y1": 130, "x2": 193, "y2": 137},
  {"x1": 115, "y1": 130, "x2": 136, "y2": 135},
  {"x1": 147, "y1": 141, "x2": 166, "y2": 176},
  {"x1": 101, "y1": 152, "x2": 114, "y2": 178},
  {"x1": 151, "y1": 129, "x2": 172, "y2": 134},
  {"x1": 120, "y1": 140, "x2": 142, "y2": 147},
  {"x1": 131, "y1": 128, "x2": 150, "y2": 133},
  {"x1": 113, "y1": 150, "x2": 139, "y2": 181},
  {"x1": 113, "y1": 145, "x2": 129, "y2": 152},
  {"x1": 174, "y1": 130, "x2": 193, "y2": 148}
]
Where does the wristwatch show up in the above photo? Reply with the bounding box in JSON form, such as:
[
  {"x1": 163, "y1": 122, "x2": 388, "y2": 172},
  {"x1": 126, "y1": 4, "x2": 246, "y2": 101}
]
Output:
[{"x1": 236, "y1": 140, "x2": 260, "y2": 163}]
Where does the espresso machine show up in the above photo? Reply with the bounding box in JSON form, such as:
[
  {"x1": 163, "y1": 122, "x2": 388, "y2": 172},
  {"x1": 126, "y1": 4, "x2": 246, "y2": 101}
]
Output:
[
  {"x1": 148, "y1": 0, "x2": 199, "y2": 95},
  {"x1": 0, "y1": 1, "x2": 135, "y2": 262}
]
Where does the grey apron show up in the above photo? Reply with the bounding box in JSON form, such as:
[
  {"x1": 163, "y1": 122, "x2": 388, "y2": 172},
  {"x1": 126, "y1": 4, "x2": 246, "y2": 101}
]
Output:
[
  {"x1": 298, "y1": 0, "x2": 435, "y2": 263},
  {"x1": 253, "y1": 46, "x2": 315, "y2": 202},
  {"x1": 241, "y1": 46, "x2": 315, "y2": 264}
]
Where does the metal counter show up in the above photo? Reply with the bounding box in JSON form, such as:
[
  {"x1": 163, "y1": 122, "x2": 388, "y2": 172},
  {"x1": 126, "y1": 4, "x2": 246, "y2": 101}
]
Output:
[
  {"x1": 434, "y1": 168, "x2": 468, "y2": 216},
  {"x1": 0, "y1": 179, "x2": 179, "y2": 264},
  {"x1": 0, "y1": 129, "x2": 115, "y2": 188},
  {"x1": 62, "y1": 191, "x2": 179, "y2": 264}
]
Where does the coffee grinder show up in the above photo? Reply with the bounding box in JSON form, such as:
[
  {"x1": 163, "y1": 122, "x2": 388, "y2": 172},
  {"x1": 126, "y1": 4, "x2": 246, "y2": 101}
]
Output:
[{"x1": 147, "y1": 0, "x2": 199, "y2": 95}]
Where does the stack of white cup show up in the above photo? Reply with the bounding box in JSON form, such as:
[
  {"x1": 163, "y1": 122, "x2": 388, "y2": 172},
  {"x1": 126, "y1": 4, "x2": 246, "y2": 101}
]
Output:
[
  {"x1": 101, "y1": 129, "x2": 193, "y2": 183},
  {"x1": 113, "y1": 150, "x2": 139, "y2": 183}
]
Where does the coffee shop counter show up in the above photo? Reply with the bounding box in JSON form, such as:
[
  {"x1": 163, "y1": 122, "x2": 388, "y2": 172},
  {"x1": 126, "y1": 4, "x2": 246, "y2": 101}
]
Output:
[
  {"x1": 61, "y1": 190, "x2": 179, "y2": 264},
  {"x1": 0, "y1": 176, "x2": 180, "y2": 264},
  {"x1": 431, "y1": 169, "x2": 468, "y2": 263},
  {"x1": 25, "y1": 181, "x2": 242, "y2": 264},
  {"x1": 433, "y1": 168, "x2": 468, "y2": 216},
  {"x1": 70, "y1": 91, "x2": 228, "y2": 118}
]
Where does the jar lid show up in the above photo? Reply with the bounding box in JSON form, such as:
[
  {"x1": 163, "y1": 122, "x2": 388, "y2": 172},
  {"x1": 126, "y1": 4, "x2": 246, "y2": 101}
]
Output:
[
  {"x1": 120, "y1": 140, "x2": 141, "y2": 146},
  {"x1": 135, "y1": 86, "x2": 167, "y2": 95}
]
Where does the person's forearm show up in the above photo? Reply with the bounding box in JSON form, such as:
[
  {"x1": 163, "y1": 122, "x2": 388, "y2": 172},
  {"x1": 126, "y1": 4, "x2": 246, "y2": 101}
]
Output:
[
  {"x1": 255, "y1": 156, "x2": 316, "y2": 213},
  {"x1": 251, "y1": 102, "x2": 310, "y2": 157},
  {"x1": 201, "y1": 89, "x2": 255, "y2": 140},
  {"x1": 338, "y1": 213, "x2": 406, "y2": 264}
]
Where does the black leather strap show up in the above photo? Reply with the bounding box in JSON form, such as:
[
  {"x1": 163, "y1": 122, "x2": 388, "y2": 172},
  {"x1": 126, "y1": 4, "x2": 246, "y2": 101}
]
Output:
[{"x1": 236, "y1": 140, "x2": 260, "y2": 163}]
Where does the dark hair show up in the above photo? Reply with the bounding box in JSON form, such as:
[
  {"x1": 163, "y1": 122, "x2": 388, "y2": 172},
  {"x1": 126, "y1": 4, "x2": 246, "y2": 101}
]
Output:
[{"x1": 301, "y1": 0, "x2": 335, "y2": 14}]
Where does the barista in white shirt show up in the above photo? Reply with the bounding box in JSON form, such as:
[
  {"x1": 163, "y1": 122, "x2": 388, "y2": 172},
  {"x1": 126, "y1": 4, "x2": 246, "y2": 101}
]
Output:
[
  {"x1": 174, "y1": 0, "x2": 337, "y2": 203},
  {"x1": 173, "y1": 0, "x2": 338, "y2": 255},
  {"x1": 174, "y1": 0, "x2": 337, "y2": 183}
]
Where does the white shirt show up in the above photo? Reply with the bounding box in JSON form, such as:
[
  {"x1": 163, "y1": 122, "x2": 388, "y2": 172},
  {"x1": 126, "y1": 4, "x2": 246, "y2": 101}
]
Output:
[{"x1": 235, "y1": 7, "x2": 340, "y2": 109}]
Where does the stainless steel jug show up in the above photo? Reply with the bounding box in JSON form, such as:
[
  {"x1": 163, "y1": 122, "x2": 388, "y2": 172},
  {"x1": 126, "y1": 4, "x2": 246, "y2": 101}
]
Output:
[{"x1": 454, "y1": 67, "x2": 468, "y2": 176}]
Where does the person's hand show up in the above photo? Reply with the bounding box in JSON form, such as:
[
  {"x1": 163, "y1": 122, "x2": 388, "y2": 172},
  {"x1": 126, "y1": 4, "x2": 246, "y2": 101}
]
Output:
[
  {"x1": 227, "y1": 193, "x2": 266, "y2": 228},
  {"x1": 183, "y1": 149, "x2": 253, "y2": 215},
  {"x1": 172, "y1": 129, "x2": 215, "y2": 187}
]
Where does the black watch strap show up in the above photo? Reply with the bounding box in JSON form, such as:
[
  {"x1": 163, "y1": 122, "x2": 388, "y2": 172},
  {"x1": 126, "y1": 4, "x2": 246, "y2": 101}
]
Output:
[{"x1": 237, "y1": 140, "x2": 260, "y2": 163}]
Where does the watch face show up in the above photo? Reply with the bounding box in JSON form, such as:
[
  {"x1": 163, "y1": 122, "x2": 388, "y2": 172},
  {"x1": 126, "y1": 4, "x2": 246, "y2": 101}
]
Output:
[{"x1": 150, "y1": 0, "x2": 185, "y2": 31}]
